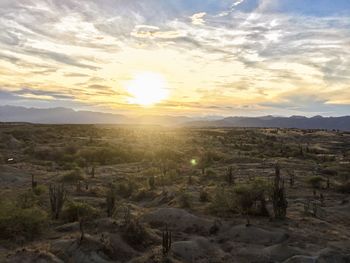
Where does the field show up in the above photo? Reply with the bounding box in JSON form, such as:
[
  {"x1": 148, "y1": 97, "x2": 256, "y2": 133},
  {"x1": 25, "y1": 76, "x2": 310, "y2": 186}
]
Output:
[{"x1": 0, "y1": 124, "x2": 349, "y2": 263}]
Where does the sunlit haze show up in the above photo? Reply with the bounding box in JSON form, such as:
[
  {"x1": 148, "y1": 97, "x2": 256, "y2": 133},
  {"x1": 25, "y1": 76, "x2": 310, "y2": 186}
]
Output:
[{"x1": 126, "y1": 72, "x2": 169, "y2": 106}]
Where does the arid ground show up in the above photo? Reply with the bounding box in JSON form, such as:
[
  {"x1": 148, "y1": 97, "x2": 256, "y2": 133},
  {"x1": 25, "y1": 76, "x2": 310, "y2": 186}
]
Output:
[{"x1": 0, "y1": 124, "x2": 349, "y2": 263}]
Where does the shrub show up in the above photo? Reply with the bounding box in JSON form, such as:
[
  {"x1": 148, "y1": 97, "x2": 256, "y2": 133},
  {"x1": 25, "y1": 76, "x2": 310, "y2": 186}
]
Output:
[
  {"x1": 122, "y1": 219, "x2": 148, "y2": 247},
  {"x1": 143, "y1": 167, "x2": 159, "y2": 177},
  {"x1": 210, "y1": 186, "x2": 231, "y2": 215},
  {"x1": 178, "y1": 192, "x2": 192, "y2": 208},
  {"x1": 16, "y1": 190, "x2": 38, "y2": 209},
  {"x1": 307, "y1": 176, "x2": 324, "y2": 189},
  {"x1": 199, "y1": 188, "x2": 210, "y2": 202},
  {"x1": 233, "y1": 184, "x2": 255, "y2": 214},
  {"x1": 62, "y1": 201, "x2": 98, "y2": 222},
  {"x1": 0, "y1": 201, "x2": 48, "y2": 241},
  {"x1": 205, "y1": 169, "x2": 217, "y2": 178},
  {"x1": 60, "y1": 168, "x2": 85, "y2": 184},
  {"x1": 33, "y1": 185, "x2": 47, "y2": 196},
  {"x1": 336, "y1": 181, "x2": 350, "y2": 193},
  {"x1": 114, "y1": 181, "x2": 136, "y2": 198}
]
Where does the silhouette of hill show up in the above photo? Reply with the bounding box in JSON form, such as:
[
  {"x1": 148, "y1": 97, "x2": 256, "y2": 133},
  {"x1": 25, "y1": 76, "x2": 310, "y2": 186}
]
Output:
[
  {"x1": 0, "y1": 106, "x2": 349, "y2": 130},
  {"x1": 186, "y1": 115, "x2": 350, "y2": 131}
]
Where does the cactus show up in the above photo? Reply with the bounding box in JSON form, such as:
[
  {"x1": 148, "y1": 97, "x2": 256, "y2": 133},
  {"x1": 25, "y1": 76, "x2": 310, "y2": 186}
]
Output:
[
  {"x1": 288, "y1": 171, "x2": 295, "y2": 187},
  {"x1": 226, "y1": 166, "x2": 234, "y2": 185},
  {"x1": 275, "y1": 163, "x2": 280, "y2": 179},
  {"x1": 271, "y1": 164, "x2": 288, "y2": 219},
  {"x1": 49, "y1": 184, "x2": 66, "y2": 220},
  {"x1": 123, "y1": 205, "x2": 131, "y2": 226},
  {"x1": 106, "y1": 185, "x2": 116, "y2": 217},
  {"x1": 162, "y1": 224, "x2": 172, "y2": 258},
  {"x1": 326, "y1": 176, "x2": 330, "y2": 189},
  {"x1": 188, "y1": 174, "x2": 192, "y2": 185},
  {"x1": 148, "y1": 176, "x2": 155, "y2": 190},
  {"x1": 31, "y1": 174, "x2": 37, "y2": 189},
  {"x1": 91, "y1": 165, "x2": 95, "y2": 178},
  {"x1": 320, "y1": 193, "x2": 325, "y2": 206},
  {"x1": 78, "y1": 217, "x2": 85, "y2": 244}
]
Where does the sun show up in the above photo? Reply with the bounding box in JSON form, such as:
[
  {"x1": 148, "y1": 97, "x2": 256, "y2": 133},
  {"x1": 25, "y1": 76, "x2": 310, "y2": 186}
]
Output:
[{"x1": 126, "y1": 72, "x2": 169, "y2": 106}]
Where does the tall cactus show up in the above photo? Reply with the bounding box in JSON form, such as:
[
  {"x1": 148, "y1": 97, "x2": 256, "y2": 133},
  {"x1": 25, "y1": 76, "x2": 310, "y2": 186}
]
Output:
[
  {"x1": 106, "y1": 185, "x2": 116, "y2": 217},
  {"x1": 226, "y1": 166, "x2": 234, "y2": 185},
  {"x1": 162, "y1": 224, "x2": 172, "y2": 258},
  {"x1": 49, "y1": 183, "x2": 66, "y2": 220},
  {"x1": 272, "y1": 163, "x2": 288, "y2": 219},
  {"x1": 123, "y1": 205, "x2": 131, "y2": 226},
  {"x1": 31, "y1": 174, "x2": 37, "y2": 189}
]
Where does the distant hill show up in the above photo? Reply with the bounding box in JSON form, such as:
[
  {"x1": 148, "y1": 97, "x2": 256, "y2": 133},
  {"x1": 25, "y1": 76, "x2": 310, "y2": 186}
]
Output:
[
  {"x1": 185, "y1": 115, "x2": 350, "y2": 131},
  {"x1": 0, "y1": 106, "x2": 126, "y2": 124},
  {"x1": 0, "y1": 105, "x2": 196, "y2": 125},
  {"x1": 0, "y1": 106, "x2": 349, "y2": 130}
]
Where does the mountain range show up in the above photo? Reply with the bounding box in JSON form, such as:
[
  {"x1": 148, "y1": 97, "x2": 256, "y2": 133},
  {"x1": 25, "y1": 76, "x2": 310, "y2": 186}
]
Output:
[{"x1": 0, "y1": 105, "x2": 349, "y2": 130}]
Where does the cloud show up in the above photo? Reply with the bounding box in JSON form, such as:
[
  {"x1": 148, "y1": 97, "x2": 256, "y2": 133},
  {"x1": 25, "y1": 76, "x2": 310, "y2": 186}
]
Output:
[
  {"x1": 0, "y1": 0, "x2": 349, "y2": 116},
  {"x1": 131, "y1": 25, "x2": 184, "y2": 39},
  {"x1": 217, "y1": 0, "x2": 247, "y2": 17},
  {"x1": 13, "y1": 87, "x2": 74, "y2": 100},
  {"x1": 190, "y1": 12, "x2": 207, "y2": 25}
]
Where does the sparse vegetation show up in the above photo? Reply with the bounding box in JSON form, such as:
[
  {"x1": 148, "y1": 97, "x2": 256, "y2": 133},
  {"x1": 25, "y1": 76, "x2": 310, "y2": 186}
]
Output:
[
  {"x1": 0, "y1": 124, "x2": 349, "y2": 262},
  {"x1": 0, "y1": 201, "x2": 48, "y2": 241},
  {"x1": 62, "y1": 201, "x2": 98, "y2": 222}
]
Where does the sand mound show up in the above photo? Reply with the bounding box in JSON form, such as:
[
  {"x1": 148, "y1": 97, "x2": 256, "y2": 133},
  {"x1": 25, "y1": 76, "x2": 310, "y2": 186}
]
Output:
[
  {"x1": 222, "y1": 224, "x2": 289, "y2": 245},
  {"x1": 172, "y1": 236, "x2": 228, "y2": 263},
  {"x1": 55, "y1": 222, "x2": 80, "y2": 233},
  {"x1": 234, "y1": 244, "x2": 305, "y2": 262},
  {"x1": 5, "y1": 248, "x2": 63, "y2": 263},
  {"x1": 6, "y1": 135, "x2": 22, "y2": 149},
  {"x1": 283, "y1": 255, "x2": 317, "y2": 263},
  {"x1": 50, "y1": 235, "x2": 112, "y2": 263},
  {"x1": 106, "y1": 233, "x2": 140, "y2": 260},
  {"x1": 93, "y1": 218, "x2": 119, "y2": 233},
  {"x1": 141, "y1": 208, "x2": 212, "y2": 234},
  {"x1": 0, "y1": 165, "x2": 30, "y2": 184},
  {"x1": 262, "y1": 244, "x2": 306, "y2": 262},
  {"x1": 316, "y1": 248, "x2": 350, "y2": 263}
]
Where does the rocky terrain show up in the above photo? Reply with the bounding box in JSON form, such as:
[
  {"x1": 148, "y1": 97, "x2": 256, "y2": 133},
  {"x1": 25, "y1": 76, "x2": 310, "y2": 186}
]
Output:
[{"x1": 0, "y1": 124, "x2": 349, "y2": 262}]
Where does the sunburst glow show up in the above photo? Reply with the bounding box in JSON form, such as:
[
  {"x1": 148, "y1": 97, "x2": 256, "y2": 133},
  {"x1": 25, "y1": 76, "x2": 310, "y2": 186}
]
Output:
[{"x1": 126, "y1": 72, "x2": 169, "y2": 106}]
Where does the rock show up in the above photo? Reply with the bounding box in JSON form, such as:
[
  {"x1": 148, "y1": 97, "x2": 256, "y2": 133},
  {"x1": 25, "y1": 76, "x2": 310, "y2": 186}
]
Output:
[
  {"x1": 0, "y1": 165, "x2": 30, "y2": 184},
  {"x1": 262, "y1": 244, "x2": 307, "y2": 262},
  {"x1": 141, "y1": 208, "x2": 212, "y2": 234},
  {"x1": 283, "y1": 255, "x2": 317, "y2": 263},
  {"x1": 50, "y1": 235, "x2": 112, "y2": 263},
  {"x1": 55, "y1": 222, "x2": 79, "y2": 232},
  {"x1": 172, "y1": 236, "x2": 228, "y2": 263},
  {"x1": 107, "y1": 233, "x2": 139, "y2": 261},
  {"x1": 222, "y1": 224, "x2": 289, "y2": 245},
  {"x1": 5, "y1": 249, "x2": 63, "y2": 263},
  {"x1": 316, "y1": 248, "x2": 350, "y2": 263}
]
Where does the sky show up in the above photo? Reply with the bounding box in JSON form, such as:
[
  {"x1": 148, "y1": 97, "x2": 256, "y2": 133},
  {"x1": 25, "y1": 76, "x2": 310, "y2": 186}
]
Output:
[{"x1": 0, "y1": 0, "x2": 350, "y2": 117}]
